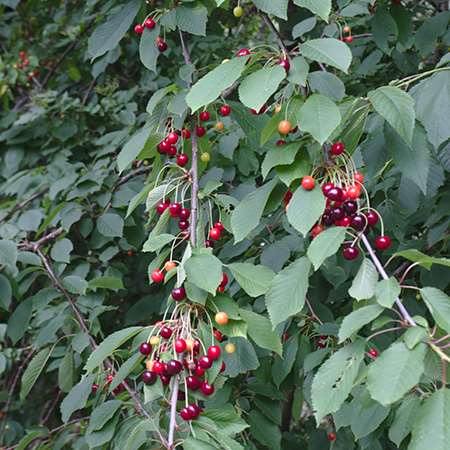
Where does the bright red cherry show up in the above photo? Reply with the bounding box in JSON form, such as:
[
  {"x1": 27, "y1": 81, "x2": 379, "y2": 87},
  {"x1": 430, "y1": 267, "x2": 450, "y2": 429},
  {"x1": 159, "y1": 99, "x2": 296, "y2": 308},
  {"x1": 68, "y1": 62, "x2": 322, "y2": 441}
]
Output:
[
  {"x1": 139, "y1": 342, "x2": 152, "y2": 356},
  {"x1": 331, "y1": 142, "x2": 345, "y2": 155},
  {"x1": 176, "y1": 153, "x2": 189, "y2": 167},
  {"x1": 91, "y1": 383, "x2": 99, "y2": 394},
  {"x1": 180, "y1": 407, "x2": 192, "y2": 421},
  {"x1": 354, "y1": 171, "x2": 364, "y2": 184},
  {"x1": 347, "y1": 185, "x2": 361, "y2": 200},
  {"x1": 186, "y1": 375, "x2": 201, "y2": 390},
  {"x1": 156, "y1": 201, "x2": 169, "y2": 215},
  {"x1": 199, "y1": 111, "x2": 210, "y2": 121},
  {"x1": 160, "y1": 326, "x2": 173, "y2": 339},
  {"x1": 219, "y1": 104, "x2": 231, "y2": 116},
  {"x1": 301, "y1": 176, "x2": 315, "y2": 190},
  {"x1": 134, "y1": 24, "x2": 144, "y2": 34},
  {"x1": 157, "y1": 40, "x2": 168, "y2": 52},
  {"x1": 196, "y1": 126, "x2": 206, "y2": 137},
  {"x1": 279, "y1": 58, "x2": 290, "y2": 72},
  {"x1": 337, "y1": 216, "x2": 351, "y2": 227},
  {"x1": 214, "y1": 329, "x2": 223, "y2": 342},
  {"x1": 169, "y1": 202, "x2": 181, "y2": 217},
  {"x1": 167, "y1": 132, "x2": 179, "y2": 145},
  {"x1": 369, "y1": 348, "x2": 379, "y2": 358},
  {"x1": 236, "y1": 48, "x2": 250, "y2": 57},
  {"x1": 166, "y1": 359, "x2": 183, "y2": 375},
  {"x1": 158, "y1": 140, "x2": 171, "y2": 153},
  {"x1": 151, "y1": 270, "x2": 164, "y2": 283},
  {"x1": 152, "y1": 360, "x2": 165, "y2": 374},
  {"x1": 375, "y1": 235, "x2": 392, "y2": 250},
  {"x1": 343, "y1": 246, "x2": 359, "y2": 260},
  {"x1": 214, "y1": 221, "x2": 224, "y2": 231},
  {"x1": 181, "y1": 128, "x2": 191, "y2": 139},
  {"x1": 144, "y1": 18, "x2": 156, "y2": 29},
  {"x1": 327, "y1": 432, "x2": 337, "y2": 442},
  {"x1": 207, "y1": 346, "x2": 221, "y2": 360},
  {"x1": 195, "y1": 366, "x2": 205, "y2": 377},
  {"x1": 187, "y1": 404, "x2": 200, "y2": 419},
  {"x1": 198, "y1": 355, "x2": 212, "y2": 369},
  {"x1": 365, "y1": 210, "x2": 379, "y2": 226},
  {"x1": 172, "y1": 287, "x2": 186, "y2": 301},
  {"x1": 209, "y1": 227, "x2": 221, "y2": 240},
  {"x1": 178, "y1": 208, "x2": 190, "y2": 221},
  {"x1": 345, "y1": 36, "x2": 353, "y2": 43},
  {"x1": 276, "y1": 139, "x2": 286, "y2": 146},
  {"x1": 175, "y1": 339, "x2": 187, "y2": 353},
  {"x1": 167, "y1": 145, "x2": 177, "y2": 157},
  {"x1": 321, "y1": 182, "x2": 334, "y2": 196},
  {"x1": 142, "y1": 371, "x2": 157, "y2": 385},
  {"x1": 200, "y1": 381, "x2": 215, "y2": 396}
]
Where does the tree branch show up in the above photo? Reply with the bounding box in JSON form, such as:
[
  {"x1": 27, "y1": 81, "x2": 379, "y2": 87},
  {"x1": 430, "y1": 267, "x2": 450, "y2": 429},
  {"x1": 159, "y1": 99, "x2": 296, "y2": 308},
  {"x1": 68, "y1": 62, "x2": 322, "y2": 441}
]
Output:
[
  {"x1": 1, "y1": 188, "x2": 48, "y2": 224},
  {"x1": 261, "y1": 13, "x2": 291, "y2": 58}
]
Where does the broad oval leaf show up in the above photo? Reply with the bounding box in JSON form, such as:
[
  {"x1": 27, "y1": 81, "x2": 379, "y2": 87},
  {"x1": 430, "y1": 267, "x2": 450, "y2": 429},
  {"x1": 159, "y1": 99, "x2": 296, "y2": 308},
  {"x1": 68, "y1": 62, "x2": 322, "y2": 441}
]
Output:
[
  {"x1": 348, "y1": 258, "x2": 379, "y2": 300},
  {"x1": 139, "y1": 26, "x2": 160, "y2": 73},
  {"x1": 307, "y1": 226, "x2": 347, "y2": 270},
  {"x1": 229, "y1": 262, "x2": 274, "y2": 298},
  {"x1": 185, "y1": 253, "x2": 223, "y2": 295},
  {"x1": 253, "y1": 0, "x2": 288, "y2": 19},
  {"x1": 300, "y1": 38, "x2": 352, "y2": 73},
  {"x1": 420, "y1": 287, "x2": 450, "y2": 333},
  {"x1": 293, "y1": 0, "x2": 331, "y2": 22},
  {"x1": 60, "y1": 374, "x2": 96, "y2": 423},
  {"x1": 20, "y1": 346, "x2": 54, "y2": 400},
  {"x1": 375, "y1": 277, "x2": 401, "y2": 308},
  {"x1": 338, "y1": 304, "x2": 383, "y2": 343}
]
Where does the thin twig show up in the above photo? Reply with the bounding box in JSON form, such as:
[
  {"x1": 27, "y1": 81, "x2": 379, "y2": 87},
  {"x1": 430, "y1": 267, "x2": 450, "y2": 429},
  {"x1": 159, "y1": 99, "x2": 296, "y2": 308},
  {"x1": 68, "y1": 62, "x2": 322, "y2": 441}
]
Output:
[
  {"x1": 261, "y1": 13, "x2": 290, "y2": 58},
  {"x1": 114, "y1": 166, "x2": 152, "y2": 189},
  {"x1": 305, "y1": 297, "x2": 323, "y2": 325},
  {"x1": 1, "y1": 188, "x2": 48, "y2": 224},
  {"x1": 366, "y1": 326, "x2": 402, "y2": 341}
]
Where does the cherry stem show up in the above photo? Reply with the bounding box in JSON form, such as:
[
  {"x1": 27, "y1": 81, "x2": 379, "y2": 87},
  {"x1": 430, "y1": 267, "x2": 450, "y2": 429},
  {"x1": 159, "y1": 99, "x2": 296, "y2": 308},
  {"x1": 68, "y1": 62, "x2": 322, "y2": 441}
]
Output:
[{"x1": 360, "y1": 234, "x2": 417, "y2": 327}]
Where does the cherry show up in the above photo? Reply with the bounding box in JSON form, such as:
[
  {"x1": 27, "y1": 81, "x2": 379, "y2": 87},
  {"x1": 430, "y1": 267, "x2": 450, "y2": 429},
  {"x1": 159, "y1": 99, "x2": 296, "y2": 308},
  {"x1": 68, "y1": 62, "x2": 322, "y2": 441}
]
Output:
[
  {"x1": 369, "y1": 348, "x2": 379, "y2": 358},
  {"x1": 207, "y1": 345, "x2": 221, "y2": 360},
  {"x1": 331, "y1": 207, "x2": 345, "y2": 221},
  {"x1": 337, "y1": 216, "x2": 351, "y2": 227},
  {"x1": 251, "y1": 104, "x2": 267, "y2": 115},
  {"x1": 200, "y1": 381, "x2": 215, "y2": 396},
  {"x1": 354, "y1": 171, "x2": 364, "y2": 184},
  {"x1": 279, "y1": 58, "x2": 290, "y2": 72},
  {"x1": 301, "y1": 176, "x2": 315, "y2": 191},
  {"x1": 186, "y1": 375, "x2": 201, "y2": 390},
  {"x1": 156, "y1": 201, "x2": 169, "y2": 214},
  {"x1": 209, "y1": 227, "x2": 221, "y2": 240},
  {"x1": 160, "y1": 326, "x2": 173, "y2": 339},
  {"x1": 215, "y1": 311, "x2": 229, "y2": 325},
  {"x1": 91, "y1": 383, "x2": 99, "y2": 394},
  {"x1": 236, "y1": 48, "x2": 251, "y2": 57},
  {"x1": 343, "y1": 246, "x2": 359, "y2": 260},
  {"x1": 344, "y1": 36, "x2": 353, "y2": 43},
  {"x1": 166, "y1": 359, "x2": 183, "y2": 375},
  {"x1": 375, "y1": 235, "x2": 392, "y2": 250},
  {"x1": 198, "y1": 355, "x2": 212, "y2": 369},
  {"x1": 180, "y1": 408, "x2": 192, "y2": 421},
  {"x1": 167, "y1": 145, "x2": 177, "y2": 157},
  {"x1": 195, "y1": 366, "x2": 205, "y2": 377},
  {"x1": 164, "y1": 261, "x2": 177, "y2": 272},
  {"x1": 321, "y1": 182, "x2": 334, "y2": 196},
  {"x1": 219, "y1": 272, "x2": 228, "y2": 288},
  {"x1": 151, "y1": 269, "x2": 164, "y2": 283},
  {"x1": 347, "y1": 185, "x2": 361, "y2": 200},
  {"x1": 193, "y1": 339, "x2": 201, "y2": 354},
  {"x1": 169, "y1": 202, "x2": 181, "y2": 217},
  {"x1": 219, "y1": 104, "x2": 231, "y2": 116},
  {"x1": 214, "y1": 329, "x2": 223, "y2": 342},
  {"x1": 178, "y1": 208, "x2": 190, "y2": 221},
  {"x1": 326, "y1": 187, "x2": 344, "y2": 202},
  {"x1": 215, "y1": 121, "x2": 225, "y2": 131},
  {"x1": 278, "y1": 120, "x2": 292, "y2": 135},
  {"x1": 327, "y1": 432, "x2": 337, "y2": 442},
  {"x1": 176, "y1": 153, "x2": 189, "y2": 167},
  {"x1": 160, "y1": 374, "x2": 171, "y2": 385},
  {"x1": 220, "y1": 361, "x2": 226, "y2": 372},
  {"x1": 178, "y1": 220, "x2": 190, "y2": 231},
  {"x1": 152, "y1": 360, "x2": 166, "y2": 373},
  {"x1": 343, "y1": 25, "x2": 351, "y2": 33},
  {"x1": 196, "y1": 126, "x2": 206, "y2": 137},
  {"x1": 343, "y1": 200, "x2": 358, "y2": 215},
  {"x1": 233, "y1": 5, "x2": 244, "y2": 17},
  {"x1": 214, "y1": 221, "x2": 225, "y2": 231},
  {"x1": 199, "y1": 111, "x2": 210, "y2": 121},
  {"x1": 139, "y1": 342, "x2": 152, "y2": 356},
  {"x1": 187, "y1": 404, "x2": 200, "y2": 419},
  {"x1": 205, "y1": 239, "x2": 214, "y2": 248},
  {"x1": 365, "y1": 210, "x2": 379, "y2": 226},
  {"x1": 157, "y1": 40, "x2": 168, "y2": 52},
  {"x1": 19, "y1": 51, "x2": 26, "y2": 60},
  {"x1": 166, "y1": 132, "x2": 178, "y2": 145},
  {"x1": 175, "y1": 339, "x2": 187, "y2": 354},
  {"x1": 311, "y1": 224, "x2": 324, "y2": 238},
  {"x1": 158, "y1": 140, "x2": 171, "y2": 153},
  {"x1": 142, "y1": 371, "x2": 157, "y2": 385},
  {"x1": 134, "y1": 24, "x2": 144, "y2": 34},
  {"x1": 351, "y1": 214, "x2": 366, "y2": 231},
  {"x1": 331, "y1": 141, "x2": 345, "y2": 155},
  {"x1": 172, "y1": 286, "x2": 186, "y2": 301},
  {"x1": 322, "y1": 213, "x2": 333, "y2": 226},
  {"x1": 144, "y1": 18, "x2": 156, "y2": 29},
  {"x1": 276, "y1": 139, "x2": 286, "y2": 146},
  {"x1": 182, "y1": 128, "x2": 191, "y2": 139}
]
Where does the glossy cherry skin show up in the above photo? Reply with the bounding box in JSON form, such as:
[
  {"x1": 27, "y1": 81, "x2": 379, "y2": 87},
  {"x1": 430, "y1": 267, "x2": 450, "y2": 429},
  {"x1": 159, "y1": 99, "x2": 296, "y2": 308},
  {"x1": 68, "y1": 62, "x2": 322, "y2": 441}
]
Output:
[
  {"x1": 176, "y1": 153, "x2": 188, "y2": 167},
  {"x1": 343, "y1": 200, "x2": 358, "y2": 215},
  {"x1": 181, "y1": 128, "x2": 191, "y2": 139},
  {"x1": 195, "y1": 366, "x2": 205, "y2": 377},
  {"x1": 144, "y1": 18, "x2": 156, "y2": 29},
  {"x1": 169, "y1": 202, "x2": 181, "y2": 217},
  {"x1": 166, "y1": 359, "x2": 183, "y2": 375},
  {"x1": 172, "y1": 287, "x2": 186, "y2": 301},
  {"x1": 199, "y1": 111, "x2": 210, "y2": 121},
  {"x1": 180, "y1": 408, "x2": 192, "y2": 421},
  {"x1": 279, "y1": 58, "x2": 290, "y2": 72},
  {"x1": 214, "y1": 329, "x2": 223, "y2": 342},
  {"x1": 179, "y1": 208, "x2": 190, "y2": 220},
  {"x1": 337, "y1": 216, "x2": 351, "y2": 227},
  {"x1": 326, "y1": 187, "x2": 344, "y2": 201},
  {"x1": 186, "y1": 375, "x2": 201, "y2": 390},
  {"x1": 158, "y1": 140, "x2": 171, "y2": 153},
  {"x1": 301, "y1": 176, "x2": 315, "y2": 190},
  {"x1": 219, "y1": 104, "x2": 231, "y2": 116},
  {"x1": 134, "y1": 24, "x2": 144, "y2": 34},
  {"x1": 322, "y1": 213, "x2": 333, "y2": 226},
  {"x1": 166, "y1": 132, "x2": 178, "y2": 145},
  {"x1": 200, "y1": 381, "x2": 215, "y2": 396},
  {"x1": 209, "y1": 227, "x2": 221, "y2": 240},
  {"x1": 142, "y1": 371, "x2": 157, "y2": 385},
  {"x1": 351, "y1": 214, "x2": 366, "y2": 231},
  {"x1": 331, "y1": 207, "x2": 345, "y2": 221},
  {"x1": 365, "y1": 210, "x2": 379, "y2": 226},
  {"x1": 236, "y1": 48, "x2": 250, "y2": 57},
  {"x1": 276, "y1": 139, "x2": 286, "y2": 146},
  {"x1": 167, "y1": 145, "x2": 177, "y2": 157},
  {"x1": 198, "y1": 355, "x2": 212, "y2": 369},
  {"x1": 157, "y1": 41, "x2": 168, "y2": 52},
  {"x1": 205, "y1": 239, "x2": 214, "y2": 248},
  {"x1": 321, "y1": 182, "x2": 334, "y2": 196},
  {"x1": 139, "y1": 342, "x2": 152, "y2": 356},
  {"x1": 156, "y1": 201, "x2": 169, "y2": 214},
  {"x1": 178, "y1": 220, "x2": 189, "y2": 231},
  {"x1": 152, "y1": 360, "x2": 166, "y2": 374},
  {"x1": 327, "y1": 432, "x2": 337, "y2": 442},
  {"x1": 160, "y1": 326, "x2": 173, "y2": 339},
  {"x1": 175, "y1": 339, "x2": 186, "y2": 354},
  {"x1": 207, "y1": 345, "x2": 221, "y2": 360},
  {"x1": 343, "y1": 246, "x2": 359, "y2": 260},
  {"x1": 160, "y1": 374, "x2": 171, "y2": 385},
  {"x1": 375, "y1": 235, "x2": 392, "y2": 250},
  {"x1": 187, "y1": 404, "x2": 200, "y2": 419},
  {"x1": 369, "y1": 348, "x2": 379, "y2": 358},
  {"x1": 347, "y1": 185, "x2": 361, "y2": 200},
  {"x1": 151, "y1": 270, "x2": 164, "y2": 283},
  {"x1": 331, "y1": 142, "x2": 345, "y2": 155},
  {"x1": 196, "y1": 126, "x2": 206, "y2": 137}
]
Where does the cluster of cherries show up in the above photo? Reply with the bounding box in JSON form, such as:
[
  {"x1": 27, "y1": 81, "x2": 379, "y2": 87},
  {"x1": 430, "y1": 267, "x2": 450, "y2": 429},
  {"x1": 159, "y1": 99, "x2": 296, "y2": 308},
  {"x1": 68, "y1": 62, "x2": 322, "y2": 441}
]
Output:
[
  {"x1": 12, "y1": 51, "x2": 38, "y2": 81},
  {"x1": 133, "y1": 17, "x2": 168, "y2": 52},
  {"x1": 157, "y1": 130, "x2": 190, "y2": 167},
  {"x1": 138, "y1": 321, "x2": 229, "y2": 422},
  {"x1": 340, "y1": 25, "x2": 353, "y2": 43}
]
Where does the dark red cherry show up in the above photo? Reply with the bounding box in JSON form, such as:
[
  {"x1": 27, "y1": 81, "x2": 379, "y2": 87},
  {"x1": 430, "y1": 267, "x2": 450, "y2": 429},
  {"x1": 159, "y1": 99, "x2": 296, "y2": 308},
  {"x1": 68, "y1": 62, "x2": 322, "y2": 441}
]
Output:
[
  {"x1": 322, "y1": 213, "x2": 333, "y2": 226},
  {"x1": 177, "y1": 153, "x2": 189, "y2": 167},
  {"x1": 331, "y1": 142, "x2": 345, "y2": 155},
  {"x1": 220, "y1": 361, "x2": 226, "y2": 372},
  {"x1": 343, "y1": 246, "x2": 359, "y2": 260},
  {"x1": 207, "y1": 345, "x2": 221, "y2": 360},
  {"x1": 196, "y1": 126, "x2": 206, "y2": 137},
  {"x1": 187, "y1": 404, "x2": 200, "y2": 418},
  {"x1": 166, "y1": 360, "x2": 183, "y2": 375},
  {"x1": 200, "y1": 381, "x2": 215, "y2": 396},
  {"x1": 351, "y1": 214, "x2": 366, "y2": 231},
  {"x1": 180, "y1": 407, "x2": 192, "y2": 421},
  {"x1": 182, "y1": 128, "x2": 191, "y2": 139},
  {"x1": 198, "y1": 356, "x2": 212, "y2": 369},
  {"x1": 158, "y1": 140, "x2": 171, "y2": 153},
  {"x1": 139, "y1": 342, "x2": 152, "y2": 356},
  {"x1": 179, "y1": 208, "x2": 190, "y2": 220},
  {"x1": 219, "y1": 104, "x2": 231, "y2": 116},
  {"x1": 199, "y1": 111, "x2": 210, "y2": 121},
  {"x1": 172, "y1": 287, "x2": 186, "y2": 301},
  {"x1": 167, "y1": 145, "x2": 177, "y2": 157},
  {"x1": 343, "y1": 200, "x2": 358, "y2": 215},
  {"x1": 331, "y1": 207, "x2": 344, "y2": 221},
  {"x1": 169, "y1": 202, "x2": 181, "y2": 217},
  {"x1": 365, "y1": 210, "x2": 379, "y2": 226},
  {"x1": 213, "y1": 329, "x2": 223, "y2": 342},
  {"x1": 321, "y1": 182, "x2": 334, "y2": 196},
  {"x1": 160, "y1": 326, "x2": 173, "y2": 339},
  {"x1": 156, "y1": 200, "x2": 170, "y2": 215},
  {"x1": 160, "y1": 374, "x2": 171, "y2": 385},
  {"x1": 375, "y1": 235, "x2": 392, "y2": 250},
  {"x1": 326, "y1": 187, "x2": 344, "y2": 201},
  {"x1": 178, "y1": 220, "x2": 190, "y2": 230},
  {"x1": 209, "y1": 227, "x2": 221, "y2": 240},
  {"x1": 186, "y1": 375, "x2": 201, "y2": 390},
  {"x1": 276, "y1": 139, "x2": 286, "y2": 146},
  {"x1": 142, "y1": 371, "x2": 157, "y2": 385},
  {"x1": 157, "y1": 40, "x2": 168, "y2": 52},
  {"x1": 195, "y1": 366, "x2": 205, "y2": 377},
  {"x1": 279, "y1": 58, "x2": 290, "y2": 72},
  {"x1": 337, "y1": 216, "x2": 351, "y2": 227},
  {"x1": 205, "y1": 239, "x2": 214, "y2": 248}
]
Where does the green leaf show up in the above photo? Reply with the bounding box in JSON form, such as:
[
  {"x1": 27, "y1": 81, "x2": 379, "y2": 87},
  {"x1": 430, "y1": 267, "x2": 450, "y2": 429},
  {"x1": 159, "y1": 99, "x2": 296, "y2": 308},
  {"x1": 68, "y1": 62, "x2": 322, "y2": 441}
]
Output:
[
  {"x1": 186, "y1": 58, "x2": 247, "y2": 113},
  {"x1": 271, "y1": 336, "x2": 299, "y2": 387},
  {"x1": 311, "y1": 340, "x2": 365, "y2": 422},
  {"x1": 58, "y1": 351, "x2": 74, "y2": 393},
  {"x1": 139, "y1": 26, "x2": 160, "y2": 73},
  {"x1": 348, "y1": 258, "x2": 379, "y2": 301},
  {"x1": 261, "y1": 143, "x2": 301, "y2": 179},
  {"x1": 228, "y1": 263, "x2": 274, "y2": 298},
  {"x1": 286, "y1": 185, "x2": 326, "y2": 237},
  {"x1": 420, "y1": 287, "x2": 450, "y2": 333},
  {"x1": 338, "y1": 304, "x2": 383, "y2": 343},
  {"x1": 7, "y1": 300, "x2": 33, "y2": 344},
  {"x1": 395, "y1": 249, "x2": 450, "y2": 270},
  {"x1": 375, "y1": 277, "x2": 401, "y2": 308},
  {"x1": 223, "y1": 338, "x2": 260, "y2": 377},
  {"x1": 0, "y1": 274, "x2": 12, "y2": 310},
  {"x1": 287, "y1": 56, "x2": 309, "y2": 86},
  {"x1": 368, "y1": 86, "x2": 415, "y2": 145},
  {"x1": 86, "y1": 414, "x2": 119, "y2": 448},
  {"x1": 307, "y1": 227, "x2": 347, "y2": 270},
  {"x1": 300, "y1": 38, "x2": 352, "y2": 73},
  {"x1": 265, "y1": 257, "x2": 311, "y2": 328},
  {"x1": 88, "y1": 0, "x2": 140, "y2": 60},
  {"x1": 85, "y1": 326, "x2": 143, "y2": 372},
  {"x1": 292, "y1": 17, "x2": 317, "y2": 39},
  {"x1": 97, "y1": 213, "x2": 124, "y2": 238},
  {"x1": 62, "y1": 275, "x2": 88, "y2": 295},
  {"x1": 88, "y1": 400, "x2": 122, "y2": 431},
  {"x1": 408, "y1": 389, "x2": 450, "y2": 450},
  {"x1": 88, "y1": 276, "x2": 124, "y2": 291},
  {"x1": 20, "y1": 347, "x2": 54, "y2": 400},
  {"x1": 298, "y1": 94, "x2": 341, "y2": 145},
  {"x1": 117, "y1": 127, "x2": 152, "y2": 174},
  {"x1": 50, "y1": 238, "x2": 73, "y2": 263},
  {"x1": 185, "y1": 253, "x2": 223, "y2": 295},
  {"x1": 0, "y1": 240, "x2": 17, "y2": 269},
  {"x1": 176, "y1": 5, "x2": 208, "y2": 36},
  {"x1": 293, "y1": 0, "x2": 331, "y2": 22},
  {"x1": 248, "y1": 410, "x2": 281, "y2": 450},
  {"x1": 367, "y1": 342, "x2": 427, "y2": 406},
  {"x1": 239, "y1": 66, "x2": 286, "y2": 112},
  {"x1": 231, "y1": 179, "x2": 278, "y2": 242},
  {"x1": 350, "y1": 394, "x2": 390, "y2": 439},
  {"x1": 276, "y1": 151, "x2": 311, "y2": 186},
  {"x1": 15, "y1": 431, "x2": 48, "y2": 450},
  {"x1": 389, "y1": 395, "x2": 421, "y2": 447},
  {"x1": 183, "y1": 438, "x2": 217, "y2": 450},
  {"x1": 253, "y1": 0, "x2": 288, "y2": 19},
  {"x1": 239, "y1": 309, "x2": 282, "y2": 355},
  {"x1": 142, "y1": 233, "x2": 175, "y2": 252},
  {"x1": 109, "y1": 353, "x2": 143, "y2": 392}
]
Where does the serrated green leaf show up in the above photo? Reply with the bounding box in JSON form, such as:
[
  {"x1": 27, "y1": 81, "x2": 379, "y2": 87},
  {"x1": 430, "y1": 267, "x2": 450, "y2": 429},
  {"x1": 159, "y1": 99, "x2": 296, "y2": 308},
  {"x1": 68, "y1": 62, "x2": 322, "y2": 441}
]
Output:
[
  {"x1": 20, "y1": 346, "x2": 54, "y2": 400},
  {"x1": 338, "y1": 304, "x2": 383, "y2": 343},
  {"x1": 375, "y1": 277, "x2": 401, "y2": 308},
  {"x1": 229, "y1": 262, "x2": 274, "y2": 297},
  {"x1": 300, "y1": 38, "x2": 352, "y2": 73},
  {"x1": 62, "y1": 275, "x2": 88, "y2": 295},
  {"x1": 293, "y1": 0, "x2": 331, "y2": 22},
  {"x1": 176, "y1": 5, "x2": 207, "y2": 36},
  {"x1": 389, "y1": 395, "x2": 421, "y2": 447},
  {"x1": 88, "y1": 400, "x2": 122, "y2": 431},
  {"x1": 348, "y1": 258, "x2": 379, "y2": 301},
  {"x1": 139, "y1": 26, "x2": 160, "y2": 73},
  {"x1": 261, "y1": 143, "x2": 301, "y2": 179},
  {"x1": 307, "y1": 227, "x2": 347, "y2": 270},
  {"x1": 185, "y1": 253, "x2": 223, "y2": 295},
  {"x1": 97, "y1": 213, "x2": 124, "y2": 238},
  {"x1": 253, "y1": 0, "x2": 288, "y2": 19},
  {"x1": 420, "y1": 287, "x2": 450, "y2": 333}
]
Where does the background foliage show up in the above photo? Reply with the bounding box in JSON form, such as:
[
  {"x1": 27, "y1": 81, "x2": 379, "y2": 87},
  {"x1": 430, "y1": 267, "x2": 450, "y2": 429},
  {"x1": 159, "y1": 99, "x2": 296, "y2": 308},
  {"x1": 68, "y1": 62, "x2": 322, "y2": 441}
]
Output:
[{"x1": 0, "y1": 0, "x2": 449, "y2": 449}]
